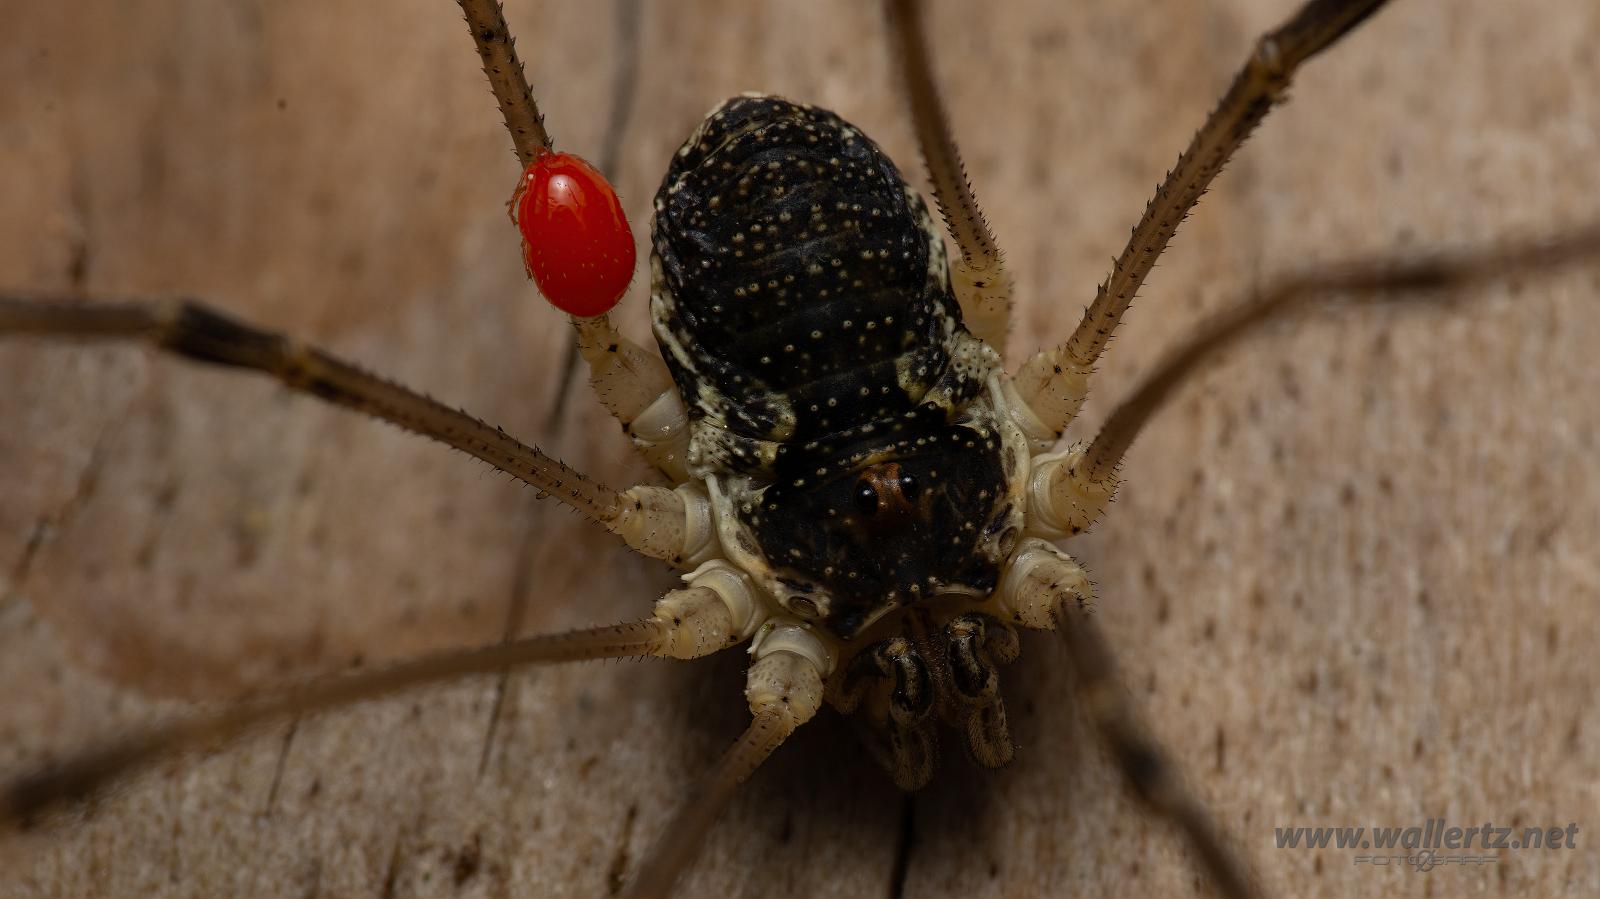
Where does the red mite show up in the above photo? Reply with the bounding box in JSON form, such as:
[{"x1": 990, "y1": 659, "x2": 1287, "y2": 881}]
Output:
[{"x1": 509, "y1": 149, "x2": 636, "y2": 317}]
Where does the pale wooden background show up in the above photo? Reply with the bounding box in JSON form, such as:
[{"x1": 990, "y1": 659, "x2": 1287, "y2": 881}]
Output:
[{"x1": 1, "y1": 1, "x2": 1596, "y2": 896}]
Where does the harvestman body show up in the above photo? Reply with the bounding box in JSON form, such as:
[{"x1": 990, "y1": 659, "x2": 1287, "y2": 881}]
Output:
[{"x1": 2, "y1": 1, "x2": 1597, "y2": 897}]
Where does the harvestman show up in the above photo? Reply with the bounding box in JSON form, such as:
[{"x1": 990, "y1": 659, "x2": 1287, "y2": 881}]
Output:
[{"x1": 2, "y1": 1, "x2": 1597, "y2": 897}]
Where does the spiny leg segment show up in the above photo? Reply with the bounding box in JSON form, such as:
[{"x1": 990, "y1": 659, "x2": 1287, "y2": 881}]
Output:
[
  {"x1": 1078, "y1": 226, "x2": 1600, "y2": 483},
  {"x1": 1019, "y1": 225, "x2": 1600, "y2": 543},
  {"x1": 1016, "y1": 0, "x2": 1407, "y2": 535},
  {"x1": 619, "y1": 650, "x2": 824, "y2": 899},
  {"x1": 885, "y1": 0, "x2": 1013, "y2": 350},
  {"x1": 0, "y1": 571, "x2": 762, "y2": 829},
  {"x1": 0, "y1": 296, "x2": 691, "y2": 560},
  {"x1": 1012, "y1": 0, "x2": 1393, "y2": 444},
  {"x1": 460, "y1": 0, "x2": 550, "y2": 161}
]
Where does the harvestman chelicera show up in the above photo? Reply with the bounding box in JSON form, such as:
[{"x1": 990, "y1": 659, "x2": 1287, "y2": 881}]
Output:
[{"x1": 2, "y1": 1, "x2": 1597, "y2": 897}]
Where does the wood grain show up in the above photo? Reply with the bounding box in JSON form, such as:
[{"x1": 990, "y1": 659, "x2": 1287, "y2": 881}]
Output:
[{"x1": 2, "y1": 1, "x2": 1596, "y2": 896}]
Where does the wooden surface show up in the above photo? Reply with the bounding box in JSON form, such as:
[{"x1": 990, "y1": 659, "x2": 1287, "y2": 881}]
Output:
[{"x1": 2, "y1": 1, "x2": 1597, "y2": 896}]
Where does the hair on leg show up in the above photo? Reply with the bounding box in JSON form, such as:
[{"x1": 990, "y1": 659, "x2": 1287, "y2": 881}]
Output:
[
  {"x1": 0, "y1": 296, "x2": 709, "y2": 562},
  {"x1": 1013, "y1": 0, "x2": 1395, "y2": 441},
  {"x1": 884, "y1": 0, "x2": 1013, "y2": 349},
  {"x1": 1062, "y1": 222, "x2": 1600, "y2": 489},
  {"x1": 0, "y1": 576, "x2": 759, "y2": 830}
]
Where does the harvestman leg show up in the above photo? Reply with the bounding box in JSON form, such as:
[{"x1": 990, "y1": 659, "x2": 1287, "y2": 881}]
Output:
[
  {"x1": 1026, "y1": 226, "x2": 1600, "y2": 543},
  {"x1": 885, "y1": 0, "x2": 1014, "y2": 350},
  {"x1": 2, "y1": 614, "x2": 669, "y2": 826},
  {"x1": 465, "y1": 0, "x2": 691, "y2": 481},
  {"x1": 0, "y1": 297, "x2": 690, "y2": 561},
  {"x1": 1072, "y1": 228, "x2": 1600, "y2": 484},
  {"x1": 1011, "y1": 0, "x2": 1393, "y2": 446}
]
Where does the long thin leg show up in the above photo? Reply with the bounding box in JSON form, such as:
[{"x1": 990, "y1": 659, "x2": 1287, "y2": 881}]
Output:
[
  {"x1": 1, "y1": 580, "x2": 751, "y2": 828},
  {"x1": 1013, "y1": 0, "x2": 1392, "y2": 440},
  {"x1": 1021, "y1": 225, "x2": 1600, "y2": 534},
  {"x1": 459, "y1": 0, "x2": 550, "y2": 165},
  {"x1": 460, "y1": 0, "x2": 687, "y2": 472},
  {"x1": 0, "y1": 296, "x2": 693, "y2": 561},
  {"x1": 885, "y1": 0, "x2": 1013, "y2": 350},
  {"x1": 619, "y1": 713, "x2": 795, "y2": 899},
  {"x1": 620, "y1": 650, "x2": 824, "y2": 899}
]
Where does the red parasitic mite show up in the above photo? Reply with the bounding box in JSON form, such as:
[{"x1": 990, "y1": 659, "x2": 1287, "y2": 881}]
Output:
[{"x1": 510, "y1": 149, "x2": 636, "y2": 317}]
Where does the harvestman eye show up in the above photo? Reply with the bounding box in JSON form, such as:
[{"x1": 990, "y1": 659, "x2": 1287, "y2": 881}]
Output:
[
  {"x1": 1, "y1": 1, "x2": 1597, "y2": 898},
  {"x1": 855, "y1": 478, "x2": 886, "y2": 517},
  {"x1": 853, "y1": 464, "x2": 920, "y2": 518}
]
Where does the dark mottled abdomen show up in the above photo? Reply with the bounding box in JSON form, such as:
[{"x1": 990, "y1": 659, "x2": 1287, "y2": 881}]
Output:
[
  {"x1": 651, "y1": 96, "x2": 1011, "y2": 641},
  {"x1": 651, "y1": 95, "x2": 973, "y2": 476}
]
